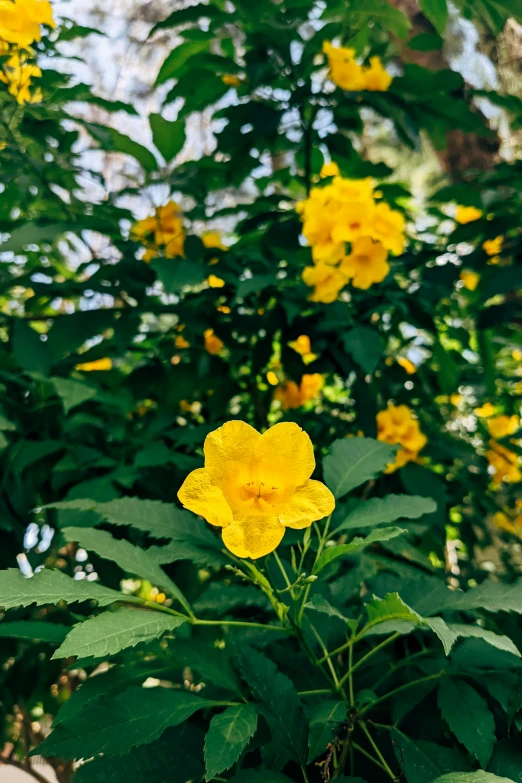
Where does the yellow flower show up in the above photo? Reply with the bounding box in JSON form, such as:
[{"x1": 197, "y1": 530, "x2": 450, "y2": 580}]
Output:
[
  {"x1": 341, "y1": 236, "x2": 389, "y2": 290},
  {"x1": 512, "y1": 349, "x2": 522, "y2": 362},
  {"x1": 288, "y1": 334, "x2": 318, "y2": 363},
  {"x1": 274, "y1": 374, "x2": 324, "y2": 410},
  {"x1": 450, "y1": 394, "x2": 463, "y2": 406},
  {"x1": 178, "y1": 421, "x2": 335, "y2": 559},
  {"x1": 398, "y1": 357, "x2": 416, "y2": 375},
  {"x1": 493, "y1": 511, "x2": 522, "y2": 537},
  {"x1": 132, "y1": 201, "x2": 185, "y2": 259},
  {"x1": 320, "y1": 161, "x2": 340, "y2": 178},
  {"x1": 76, "y1": 358, "x2": 113, "y2": 372},
  {"x1": 377, "y1": 404, "x2": 427, "y2": 472},
  {"x1": 362, "y1": 56, "x2": 392, "y2": 91},
  {"x1": 323, "y1": 41, "x2": 365, "y2": 91},
  {"x1": 302, "y1": 263, "x2": 348, "y2": 303},
  {"x1": 455, "y1": 205, "x2": 483, "y2": 224},
  {"x1": 208, "y1": 274, "x2": 225, "y2": 288},
  {"x1": 204, "y1": 328, "x2": 224, "y2": 355},
  {"x1": 222, "y1": 74, "x2": 241, "y2": 88},
  {"x1": 460, "y1": 270, "x2": 480, "y2": 291},
  {"x1": 0, "y1": 0, "x2": 54, "y2": 48},
  {"x1": 266, "y1": 371, "x2": 279, "y2": 386},
  {"x1": 217, "y1": 305, "x2": 231, "y2": 314},
  {"x1": 487, "y1": 414, "x2": 520, "y2": 440},
  {"x1": 475, "y1": 402, "x2": 496, "y2": 418},
  {"x1": 202, "y1": 231, "x2": 227, "y2": 251},
  {"x1": 483, "y1": 236, "x2": 503, "y2": 256},
  {"x1": 368, "y1": 203, "x2": 406, "y2": 255},
  {"x1": 487, "y1": 442, "x2": 522, "y2": 486},
  {"x1": 0, "y1": 52, "x2": 42, "y2": 104},
  {"x1": 175, "y1": 335, "x2": 190, "y2": 349}
]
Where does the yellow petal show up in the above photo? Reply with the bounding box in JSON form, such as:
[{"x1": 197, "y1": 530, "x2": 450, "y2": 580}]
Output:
[
  {"x1": 279, "y1": 480, "x2": 335, "y2": 529},
  {"x1": 222, "y1": 516, "x2": 285, "y2": 559},
  {"x1": 178, "y1": 468, "x2": 233, "y2": 527},
  {"x1": 255, "y1": 422, "x2": 315, "y2": 487},
  {"x1": 204, "y1": 421, "x2": 261, "y2": 480}
]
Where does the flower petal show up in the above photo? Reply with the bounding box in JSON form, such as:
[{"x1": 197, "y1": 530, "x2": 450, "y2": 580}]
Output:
[
  {"x1": 178, "y1": 468, "x2": 233, "y2": 527},
  {"x1": 278, "y1": 480, "x2": 335, "y2": 529},
  {"x1": 204, "y1": 420, "x2": 261, "y2": 480},
  {"x1": 255, "y1": 422, "x2": 315, "y2": 487},
  {"x1": 222, "y1": 516, "x2": 285, "y2": 559}
]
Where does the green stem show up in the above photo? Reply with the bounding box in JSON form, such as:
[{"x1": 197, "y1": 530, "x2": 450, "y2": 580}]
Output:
[
  {"x1": 272, "y1": 550, "x2": 294, "y2": 597},
  {"x1": 348, "y1": 642, "x2": 355, "y2": 706},
  {"x1": 371, "y1": 648, "x2": 430, "y2": 692},
  {"x1": 300, "y1": 765, "x2": 310, "y2": 783},
  {"x1": 360, "y1": 722, "x2": 395, "y2": 780},
  {"x1": 298, "y1": 689, "x2": 333, "y2": 696},
  {"x1": 297, "y1": 513, "x2": 332, "y2": 625},
  {"x1": 351, "y1": 742, "x2": 388, "y2": 774},
  {"x1": 337, "y1": 633, "x2": 400, "y2": 690},
  {"x1": 193, "y1": 619, "x2": 290, "y2": 633},
  {"x1": 359, "y1": 672, "x2": 445, "y2": 717},
  {"x1": 309, "y1": 621, "x2": 342, "y2": 690}
]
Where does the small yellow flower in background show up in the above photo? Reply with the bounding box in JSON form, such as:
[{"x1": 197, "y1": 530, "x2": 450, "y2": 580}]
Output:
[
  {"x1": 362, "y1": 56, "x2": 393, "y2": 91},
  {"x1": 132, "y1": 201, "x2": 185, "y2": 261},
  {"x1": 204, "y1": 328, "x2": 224, "y2": 355},
  {"x1": 180, "y1": 400, "x2": 201, "y2": 415},
  {"x1": 289, "y1": 335, "x2": 318, "y2": 363},
  {"x1": 487, "y1": 414, "x2": 520, "y2": 440},
  {"x1": 483, "y1": 236, "x2": 503, "y2": 256},
  {"x1": 202, "y1": 231, "x2": 227, "y2": 251},
  {"x1": 0, "y1": 54, "x2": 42, "y2": 104},
  {"x1": 398, "y1": 357, "x2": 416, "y2": 375},
  {"x1": 493, "y1": 508, "x2": 522, "y2": 538},
  {"x1": 0, "y1": 0, "x2": 55, "y2": 48},
  {"x1": 274, "y1": 374, "x2": 324, "y2": 410},
  {"x1": 217, "y1": 305, "x2": 231, "y2": 314},
  {"x1": 377, "y1": 404, "x2": 427, "y2": 472},
  {"x1": 320, "y1": 161, "x2": 340, "y2": 178},
  {"x1": 513, "y1": 349, "x2": 522, "y2": 362},
  {"x1": 487, "y1": 442, "x2": 522, "y2": 486},
  {"x1": 450, "y1": 394, "x2": 463, "y2": 406},
  {"x1": 76, "y1": 358, "x2": 113, "y2": 372},
  {"x1": 302, "y1": 263, "x2": 348, "y2": 304},
  {"x1": 266, "y1": 371, "x2": 279, "y2": 386},
  {"x1": 175, "y1": 335, "x2": 190, "y2": 349},
  {"x1": 455, "y1": 205, "x2": 483, "y2": 224},
  {"x1": 208, "y1": 274, "x2": 225, "y2": 288},
  {"x1": 178, "y1": 420, "x2": 335, "y2": 559},
  {"x1": 475, "y1": 401, "x2": 496, "y2": 418},
  {"x1": 222, "y1": 74, "x2": 241, "y2": 88},
  {"x1": 323, "y1": 42, "x2": 392, "y2": 93},
  {"x1": 460, "y1": 270, "x2": 480, "y2": 291},
  {"x1": 341, "y1": 236, "x2": 390, "y2": 289}
]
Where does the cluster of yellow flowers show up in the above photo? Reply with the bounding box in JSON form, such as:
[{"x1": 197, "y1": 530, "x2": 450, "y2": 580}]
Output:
[
  {"x1": 486, "y1": 414, "x2": 521, "y2": 486},
  {"x1": 323, "y1": 42, "x2": 392, "y2": 92},
  {"x1": 132, "y1": 201, "x2": 185, "y2": 262},
  {"x1": 0, "y1": 0, "x2": 55, "y2": 105},
  {"x1": 298, "y1": 174, "x2": 406, "y2": 302},
  {"x1": 494, "y1": 500, "x2": 522, "y2": 539},
  {"x1": 274, "y1": 374, "x2": 324, "y2": 410},
  {"x1": 178, "y1": 420, "x2": 335, "y2": 559},
  {"x1": 377, "y1": 404, "x2": 427, "y2": 471}
]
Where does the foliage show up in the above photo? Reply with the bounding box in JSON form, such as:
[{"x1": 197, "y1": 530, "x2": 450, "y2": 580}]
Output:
[{"x1": 0, "y1": 0, "x2": 521, "y2": 782}]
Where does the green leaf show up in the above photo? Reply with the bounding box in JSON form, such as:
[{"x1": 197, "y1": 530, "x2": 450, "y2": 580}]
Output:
[
  {"x1": 151, "y1": 5, "x2": 223, "y2": 35},
  {"x1": 52, "y1": 607, "x2": 187, "y2": 660},
  {"x1": 0, "y1": 568, "x2": 125, "y2": 610},
  {"x1": 51, "y1": 377, "x2": 97, "y2": 414},
  {"x1": 334, "y1": 495, "x2": 437, "y2": 533},
  {"x1": 419, "y1": 0, "x2": 448, "y2": 32},
  {"x1": 12, "y1": 319, "x2": 52, "y2": 375},
  {"x1": 305, "y1": 595, "x2": 354, "y2": 625},
  {"x1": 446, "y1": 623, "x2": 520, "y2": 658},
  {"x1": 150, "y1": 114, "x2": 186, "y2": 162},
  {"x1": 236, "y1": 275, "x2": 277, "y2": 298},
  {"x1": 348, "y1": 0, "x2": 411, "y2": 38},
  {"x1": 314, "y1": 527, "x2": 406, "y2": 573},
  {"x1": 62, "y1": 527, "x2": 190, "y2": 612},
  {"x1": 307, "y1": 701, "x2": 346, "y2": 762},
  {"x1": 431, "y1": 775, "x2": 516, "y2": 783},
  {"x1": 343, "y1": 326, "x2": 384, "y2": 374},
  {"x1": 407, "y1": 32, "x2": 444, "y2": 50},
  {"x1": 34, "y1": 686, "x2": 211, "y2": 760},
  {"x1": 437, "y1": 679, "x2": 496, "y2": 768},
  {"x1": 0, "y1": 620, "x2": 69, "y2": 644},
  {"x1": 391, "y1": 728, "x2": 442, "y2": 783},
  {"x1": 82, "y1": 122, "x2": 158, "y2": 171},
  {"x1": 151, "y1": 258, "x2": 207, "y2": 293},
  {"x1": 323, "y1": 437, "x2": 396, "y2": 499},
  {"x1": 238, "y1": 648, "x2": 307, "y2": 764},
  {"x1": 488, "y1": 740, "x2": 522, "y2": 783},
  {"x1": 1, "y1": 222, "x2": 69, "y2": 252},
  {"x1": 364, "y1": 592, "x2": 424, "y2": 636},
  {"x1": 156, "y1": 40, "x2": 210, "y2": 85},
  {"x1": 204, "y1": 705, "x2": 258, "y2": 780}
]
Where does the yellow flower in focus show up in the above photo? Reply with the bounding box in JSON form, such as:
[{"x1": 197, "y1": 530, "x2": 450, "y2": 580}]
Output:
[
  {"x1": 341, "y1": 236, "x2": 389, "y2": 290},
  {"x1": 455, "y1": 205, "x2": 483, "y2": 224},
  {"x1": 475, "y1": 402, "x2": 496, "y2": 418},
  {"x1": 222, "y1": 74, "x2": 241, "y2": 88},
  {"x1": 178, "y1": 420, "x2": 335, "y2": 559},
  {"x1": 320, "y1": 161, "x2": 340, "y2": 178},
  {"x1": 175, "y1": 335, "x2": 191, "y2": 349},
  {"x1": 460, "y1": 270, "x2": 480, "y2": 291},
  {"x1": 487, "y1": 415, "x2": 520, "y2": 440},
  {"x1": 0, "y1": 0, "x2": 55, "y2": 48},
  {"x1": 208, "y1": 274, "x2": 225, "y2": 288},
  {"x1": 76, "y1": 358, "x2": 113, "y2": 372},
  {"x1": 362, "y1": 56, "x2": 392, "y2": 91},
  {"x1": 204, "y1": 328, "x2": 224, "y2": 355},
  {"x1": 377, "y1": 404, "x2": 427, "y2": 472},
  {"x1": 483, "y1": 236, "x2": 503, "y2": 256},
  {"x1": 398, "y1": 357, "x2": 416, "y2": 375},
  {"x1": 274, "y1": 374, "x2": 324, "y2": 410},
  {"x1": 323, "y1": 41, "x2": 365, "y2": 91},
  {"x1": 302, "y1": 263, "x2": 348, "y2": 303},
  {"x1": 487, "y1": 442, "x2": 522, "y2": 486},
  {"x1": 266, "y1": 371, "x2": 279, "y2": 386}
]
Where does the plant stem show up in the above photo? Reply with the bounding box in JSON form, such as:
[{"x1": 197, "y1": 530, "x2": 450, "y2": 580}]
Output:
[
  {"x1": 298, "y1": 689, "x2": 333, "y2": 696},
  {"x1": 300, "y1": 765, "x2": 310, "y2": 783},
  {"x1": 309, "y1": 621, "x2": 342, "y2": 690},
  {"x1": 348, "y1": 641, "x2": 355, "y2": 706},
  {"x1": 272, "y1": 550, "x2": 293, "y2": 595},
  {"x1": 193, "y1": 619, "x2": 290, "y2": 632},
  {"x1": 297, "y1": 513, "x2": 332, "y2": 625},
  {"x1": 360, "y1": 722, "x2": 395, "y2": 780},
  {"x1": 359, "y1": 671, "x2": 445, "y2": 716},
  {"x1": 335, "y1": 633, "x2": 402, "y2": 690},
  {"x1": 351, "y1": 742, "x2": 388, "y2": 774}
]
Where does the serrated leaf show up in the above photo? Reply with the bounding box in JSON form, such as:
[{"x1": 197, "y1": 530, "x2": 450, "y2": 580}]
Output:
[
  {"x1": 323, "y1": 438, "x2": 396, "y2": 499},
  {"x1": 33, "y1": 686, "x2": 211, "y2": 760},
  {"x1": 51, "y1": 377, "x2": 97, "y2": 414},
  {"x1": 364, "y1": 592, "x2": 424, "y2": 636},
  {"x1": 238, "y1": 648, "x2": 307, "y2": 764},
  {"x1": 62, "y1": 527, "x2": 190, "y2": 612},
  {"x1": 0, "y1": 568, "x2": 125, "y2": 610},
  {"x1": 314, "y1": 527, "x2": 405, "y2": 573},
  {"x1": 52, "y1": 607, "x2": 186, "y2": 660},
  {"x1": 305, "y1": 595, "x2": 354, "y2": 625},
  {"x1": 204, "y1": 705, "x2": 257, "y2": 780},
  {"x1": 334, "y1": 495, "x2": 436, "y2": 533},
  {"x1": 150, "y1": 114, "x2": 186, "y2": 162},
  {"x1": 307, "y1": 701, "x2": 346, "y2": 762},
  {"x1": 0, "y1": 620, "x2": 69, "y2": 643},
  {"x1": 391, "y1": 728, "x2": 442, "y2": 783},
  {"x1": 446, "y1": 623, "x2": 520, "y2": 658},
  {"x1": 437, "y1": 679, "x2": 495, "y2": 768}
]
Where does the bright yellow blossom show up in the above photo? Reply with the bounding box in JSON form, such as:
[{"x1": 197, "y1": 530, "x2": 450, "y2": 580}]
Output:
[
  {"x1": 0, "y1": 0, "x2": 55, "y2": 48},
  {"x1": 323, "y1": 41, "x2": 365, "y2": 91},
  {"x1": 132, "y1": 201, "x2": 185, "y2": 260},
  {"x1": 398, "y1": 357, "x2": 416, "y2": 375},
  {"x1": 302, "y1": 263, "x2": 348, "y2": 304},
  {"x1": 362, "y1": 56, "x2": 393, "y2": 91},
  {"x1": 487, "y1": 442, "x2": 522, "y2": 486},
  {"x1": 266, "y1": 371, "x2": 279, "y2": 386},
  {"x1": 455, "y1": 205, "x2": 483, "y2": 224},
  {"x1": 460, "y1": 270, "x2": 480, "y2": 291},
  {"x1": 208, "y1": 274, "x2": 225, "y2": 288},
  {"x1": 475, "y1": 402, "x2": 496, "y2": 418},
  {"x1": 202, "y1": 231, "x2": 227, "y2": 251},
  {"x1": 274, "y1": 374, "x2": 324, "y2": 410},
  {"x1": 178, "y1": 421, "x2": 335, "y2": 558},
  {"x1": 175, "y1": 335, "x2": 191, "y2": 349},
  {"x1": 288, "y1": 335, "x2": 318, "y2": 363},
  {"x1": 217, "y1": 305, "x2": 231, "y2": 314},
  {"x1": 493, "y1": 509, "x2": 522, "y2": 538},
  {"x1": 320, "y1": 161, "x2": 340, "y2": 178},
  {"x1": 487, "y1": 415, "x2": 520, "y2": 440},
  {"x1": 377, "y1": 404, "x2": 427, "y2": 472},
  {"x1": 369, "y1": 202, "x2": 406, "y2": 256},
  {"x1": 483, "y1": 236, "x2": 503, "y2": 256},
  {"x1": 450, "y1": 394, "x2": 463, "y2": 406},
  {"x1": 341, "y1": 236, "x2": 389, "y2": 290},
  {"x1": 204, "y1": 329, "x2": 224, "y2": 355},
  {"x1": 76, "y1": 358, "x2": 113, "y2": 372},
  {"x1": 0, "y1": 53, "x2": 42, "y2": 104}
]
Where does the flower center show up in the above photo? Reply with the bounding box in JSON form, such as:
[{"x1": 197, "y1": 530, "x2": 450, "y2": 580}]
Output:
[{"x1": 240, "y1": 480, "x2": 280, "y2": 508}]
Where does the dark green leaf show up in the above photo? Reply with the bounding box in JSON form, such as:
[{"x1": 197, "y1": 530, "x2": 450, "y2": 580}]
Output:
[
  {"x1": 150, "y1": 114, "x2": 186, "y2": 162},
  {"x1": 437, "y1": 679, "x2": 495, "y2": 767},
  {"x1": 323, "y1": 438, "x2": 396, "y2": 499},
  {"x1": 204, "y1": 705, "x2": 258, "y2": 779}
]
